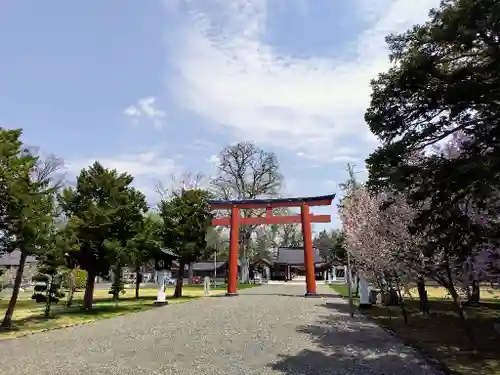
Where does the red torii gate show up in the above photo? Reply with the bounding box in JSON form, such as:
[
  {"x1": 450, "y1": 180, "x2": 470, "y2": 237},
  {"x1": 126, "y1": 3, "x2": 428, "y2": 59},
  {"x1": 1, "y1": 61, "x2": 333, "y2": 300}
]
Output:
[{"x1": 208, "y1": 194, "x2": 335, "y2": 297}]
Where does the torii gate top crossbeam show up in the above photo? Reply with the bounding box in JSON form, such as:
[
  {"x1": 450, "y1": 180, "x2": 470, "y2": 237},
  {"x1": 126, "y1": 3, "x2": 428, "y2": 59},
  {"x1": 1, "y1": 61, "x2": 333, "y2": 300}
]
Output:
[{"x1": 208, "y1": 194, "x2": 335, "y2": 210}]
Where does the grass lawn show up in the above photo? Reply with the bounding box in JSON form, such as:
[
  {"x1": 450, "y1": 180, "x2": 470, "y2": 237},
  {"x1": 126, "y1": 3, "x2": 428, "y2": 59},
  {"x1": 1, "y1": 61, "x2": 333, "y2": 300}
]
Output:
[
  {"x1": 329, "y1": 283, "x2": 359, "y2": 301},
  {"x1": 330, "y1": 283, "x2": 500, "y2": 375},
  {"x1": 0, "y1": 283, "x2": 259, "y2": 340}
]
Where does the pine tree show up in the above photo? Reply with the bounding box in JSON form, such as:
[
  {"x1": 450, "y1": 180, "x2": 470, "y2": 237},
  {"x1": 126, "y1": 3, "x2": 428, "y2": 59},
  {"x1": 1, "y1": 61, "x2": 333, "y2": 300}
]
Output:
[{"x1": 31, "y1": 251, "x2": 65, "y2": 317}]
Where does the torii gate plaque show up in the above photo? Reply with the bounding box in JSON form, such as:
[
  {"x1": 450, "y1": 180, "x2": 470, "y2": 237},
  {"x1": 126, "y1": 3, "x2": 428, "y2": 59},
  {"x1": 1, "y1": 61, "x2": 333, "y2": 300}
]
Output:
[{"x1": 208, "y1": 194, "x2": 335, "y2": 297}]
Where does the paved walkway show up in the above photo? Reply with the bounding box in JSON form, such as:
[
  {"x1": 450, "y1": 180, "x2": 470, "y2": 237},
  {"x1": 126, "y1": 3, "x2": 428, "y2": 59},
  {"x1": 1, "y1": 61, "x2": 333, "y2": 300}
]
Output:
[{"x1": 0, "y1": 284, "x2": 442, "y2": 375}]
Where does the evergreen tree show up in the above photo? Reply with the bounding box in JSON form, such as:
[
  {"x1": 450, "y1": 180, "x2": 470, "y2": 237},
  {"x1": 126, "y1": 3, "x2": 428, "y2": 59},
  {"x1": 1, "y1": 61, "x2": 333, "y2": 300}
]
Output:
[
  {"x1": 32, "y1": 248, "x2": 65, "y2": 317},
  {"x1": 59, "y1": 162, "x2": 147, "y2": 310},
  {"x1": 365, "y1": 0, "x2": 500, "y2": 257},
  {"x1": 0, "y1": 128, "x2": 61, "y2": 328},
  {"x1": 159, "y1": 188, "x2": 213, "y2": 297},
  {"x1": 126, "y1": 214, "x2": 162, "y2": 299}
]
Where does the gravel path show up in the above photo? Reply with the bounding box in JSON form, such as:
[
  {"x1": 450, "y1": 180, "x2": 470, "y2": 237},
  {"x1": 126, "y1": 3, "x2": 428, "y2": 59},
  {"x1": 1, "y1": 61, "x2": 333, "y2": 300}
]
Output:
[{"x1": 0, "y1": 284, "x2": 442, "y2": 375}]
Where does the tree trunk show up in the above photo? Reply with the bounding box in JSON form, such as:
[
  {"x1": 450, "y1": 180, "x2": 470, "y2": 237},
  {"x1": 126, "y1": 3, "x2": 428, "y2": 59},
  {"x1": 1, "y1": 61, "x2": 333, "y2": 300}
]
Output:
[
  {"x1": 66, "y1": 269, "x2": 76, "y2": 307},
  {"x1": 354, "y1": 276, "x2": 360, "y2": 297},
  {"x1": 240, "y1": 256, "x2": 249, "y2": 283},
  {"x1": 110, "y1": 264, "x2": 123, "y2": 301},
  {"x1": 1, "y1": 251, "x2": 27, "y2": 328},
  {"x1": 397, "y1": 288, "x2": 408, "y2": 325},
  {"x1": 469, "y1": 280, "x2": 480, "y2": 304},
  {"x1": 464, "y1": 257, "x2": 480, "y2": 305},
  {"x1": 444, "y1": 259, "x2": 474, "y2": 346},
  {"x1": 188, "y1": 263, "x2": 193, "y2": 285},
  {"x1": 416, "y1": 276, "x2": 430, "y2": 315},
  {"x1": 393, "y1": 274, "x2": 408, "y2": 325},
  {"x1": 239, "y1": 232, "x2": 251, "y2": 284},
  {"x1": 44, "y1": 275, "x2": 54, "y2": 317},
  {"x1": 83, "y1": 268, "x2": 96, "y2": 311},
  {"x1": 135, "y1": 267, "x2": 141, "y2": 299},
  {"x1": 448, "y1": 284, "x2": 474, "y2": 346},
  {"x1": 174, "y1": 261, "x2": 185, "y2": 298}
]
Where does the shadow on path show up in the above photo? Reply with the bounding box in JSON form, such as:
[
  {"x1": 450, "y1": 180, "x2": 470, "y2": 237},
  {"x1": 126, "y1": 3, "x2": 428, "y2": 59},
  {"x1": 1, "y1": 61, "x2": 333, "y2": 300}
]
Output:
[{"x1": 268, "y1": 300, "x2": 442, "y2": 375}]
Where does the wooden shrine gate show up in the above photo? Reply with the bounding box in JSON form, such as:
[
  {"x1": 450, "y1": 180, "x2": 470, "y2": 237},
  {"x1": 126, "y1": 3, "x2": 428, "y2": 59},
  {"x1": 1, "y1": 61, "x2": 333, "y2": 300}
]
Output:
[{"x1": 208, "y1": 194, "x2": 335, "y2": 297}]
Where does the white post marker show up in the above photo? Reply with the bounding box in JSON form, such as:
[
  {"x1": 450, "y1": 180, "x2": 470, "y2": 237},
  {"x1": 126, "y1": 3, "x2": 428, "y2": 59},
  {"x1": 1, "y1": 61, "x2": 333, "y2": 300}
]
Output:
[
  {"x1": 358, "y1": 273, "x2": 372, "y2": 309},
  {"x1": 155, "y1": 270, "x2": 167, "y2": 305},
  {"x1": 332, "y1": 267, "x2": 337, "y2": 282},
  {"x1": 204, "y1": 276, "x2": 211, "y2": 297}
]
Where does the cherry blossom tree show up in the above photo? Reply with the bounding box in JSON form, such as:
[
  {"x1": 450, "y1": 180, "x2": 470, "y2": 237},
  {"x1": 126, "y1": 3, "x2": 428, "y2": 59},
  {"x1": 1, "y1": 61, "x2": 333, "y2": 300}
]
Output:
[
  {"x1": 340, "y1": 187, "x2": 392, "y2": 283},
  {"x1": 342, "y1": 131, "x2": 500, "y2": 337},
  {"x1": 340, "y1": 184, "x2": 419, "y2": 310}
]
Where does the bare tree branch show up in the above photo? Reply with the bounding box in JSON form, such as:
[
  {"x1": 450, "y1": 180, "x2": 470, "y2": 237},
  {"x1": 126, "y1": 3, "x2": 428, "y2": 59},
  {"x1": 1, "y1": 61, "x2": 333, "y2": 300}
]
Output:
[
  {"x1": 156, "y1": 172, "x2": 207, "y2": 200},
  {"x1": 25, "y1": 146, "x2": 65, "y2": 189},
  {"x1": 209, "y1": 142, "x2": 283, "y2": 281}
]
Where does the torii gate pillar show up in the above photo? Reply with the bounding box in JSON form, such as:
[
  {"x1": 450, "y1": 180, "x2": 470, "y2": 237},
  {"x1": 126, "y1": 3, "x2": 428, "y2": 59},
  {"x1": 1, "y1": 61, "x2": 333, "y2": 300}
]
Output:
[
  {"x1": 301, "y1": 204, "x2": 317, "y2": 296},
  {"x1": 227, "y1": 206, "x2": 240, "y2": 296},
  {"x1": 209, "y1": 194, "x2": 335, "y2": 297}
]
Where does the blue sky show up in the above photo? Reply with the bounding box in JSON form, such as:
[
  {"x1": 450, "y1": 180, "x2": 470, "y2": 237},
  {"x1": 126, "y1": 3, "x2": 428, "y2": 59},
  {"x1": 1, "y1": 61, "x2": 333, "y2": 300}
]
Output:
[{"x1": 0, "y1": 0, "x2": 440, "y2": 230}]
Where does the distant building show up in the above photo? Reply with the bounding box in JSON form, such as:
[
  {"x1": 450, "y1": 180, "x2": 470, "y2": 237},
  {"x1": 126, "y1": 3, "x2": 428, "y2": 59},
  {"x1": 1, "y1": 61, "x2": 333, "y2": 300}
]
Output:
[
  {"x1": 165, "y1": 247, "x2": 340, "y2": 283},
  {"x1": 171, "y1": 260, "x2": 240, "y2": 280},
  {"x1": 252, "y1": 247, "x2": 339, "y2": 281},
  {"x1": 0, "y1": 250, "x2": 38, "y2": 287},
  {"x1": 126, "y1": 247, "x2": 343, "y2": 284}
]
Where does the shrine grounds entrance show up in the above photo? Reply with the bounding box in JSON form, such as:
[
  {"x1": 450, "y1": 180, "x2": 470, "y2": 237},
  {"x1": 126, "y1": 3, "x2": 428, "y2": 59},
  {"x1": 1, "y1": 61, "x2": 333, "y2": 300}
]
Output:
[{"x1": 208, "y1": 194, "x2": 335, "y2": 297}]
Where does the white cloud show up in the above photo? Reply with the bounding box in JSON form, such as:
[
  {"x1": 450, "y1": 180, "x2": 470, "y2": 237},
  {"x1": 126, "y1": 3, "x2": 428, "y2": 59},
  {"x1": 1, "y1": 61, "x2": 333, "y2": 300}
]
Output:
[
  {"x1": 189, "y1": 139, "x2": 217, "y2": 151},
  {"x1": 207, "y1": 154, "x2": 220, "y2": 166},
  {"x1": 67, "y1": 151, "x2": 181, "y2": 178},
  {"x1": 163, "y1": 0, "x2": 440, "y2": 163},
  {"x1": 66, "y1": 151, "x2": 183, "y2": 203},
  {"x1": 296, "y1": 145, "x2": 360, "y2": 164},
  {"x1": 124, "y1": 97, "x2": 166, "y2": 128},
  {"x1": 330, "y1": 155, "x2": 359, "y2": 164},
  {"x1": 283, "y1": 177, "x2": 299, "y2": 196}
]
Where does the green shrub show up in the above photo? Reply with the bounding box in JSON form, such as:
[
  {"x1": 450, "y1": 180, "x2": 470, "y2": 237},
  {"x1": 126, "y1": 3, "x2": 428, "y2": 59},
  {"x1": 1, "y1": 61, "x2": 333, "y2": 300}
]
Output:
[
  {"x1": 61, "y1": 268, "x2": 87, "y2": 290},
  {"x1": 31, "y1": 273, "x2": 65, "y2": 316}
]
